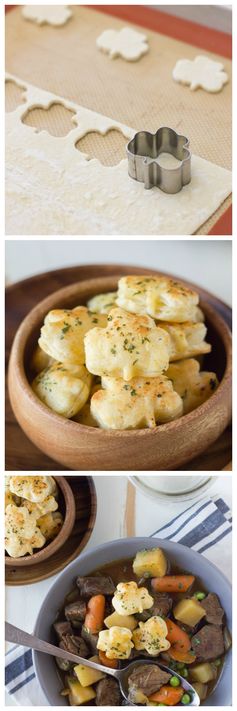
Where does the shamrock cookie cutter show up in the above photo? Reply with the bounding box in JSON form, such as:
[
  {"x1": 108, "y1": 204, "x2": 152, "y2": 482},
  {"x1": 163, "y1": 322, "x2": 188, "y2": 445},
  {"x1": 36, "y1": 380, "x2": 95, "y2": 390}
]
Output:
[{"x1": 126, "y1": 127, "x2": 191, "y2": 193}]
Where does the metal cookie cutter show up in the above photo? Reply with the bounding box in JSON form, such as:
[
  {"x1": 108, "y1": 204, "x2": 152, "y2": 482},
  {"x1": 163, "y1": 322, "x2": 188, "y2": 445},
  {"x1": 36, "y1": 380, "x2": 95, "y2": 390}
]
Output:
[{"x1": 126, "y1": 126, "x2": 191, "y2": 193}]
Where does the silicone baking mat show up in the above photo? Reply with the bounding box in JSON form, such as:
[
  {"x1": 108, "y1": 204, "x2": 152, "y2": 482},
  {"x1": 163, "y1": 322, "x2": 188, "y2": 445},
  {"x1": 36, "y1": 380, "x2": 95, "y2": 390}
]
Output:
[{"x1": 5, "y1": 5, "x2": 232, "y2": 235}]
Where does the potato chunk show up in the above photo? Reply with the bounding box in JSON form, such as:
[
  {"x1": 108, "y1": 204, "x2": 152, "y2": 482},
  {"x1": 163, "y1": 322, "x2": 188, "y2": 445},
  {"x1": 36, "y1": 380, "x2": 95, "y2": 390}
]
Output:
[
  {"x1": 133, "y1": 548, "x2": 167, "y2": 578},
  {"x1": 74, "y1": 656, "x2": 105, "y2": 687},
  {"x1": 66, "y1": 677, "x2": 96, "y2": 705},
  {"x1": 173, "y1": 598, "x2": 206, "y2": 627},
  {"x1": 190, "y1": 662, "x2": 216, "y2": 684},
  {"x1": 192, "y1": 682, "x2": 208, "y2": 701},
  {"x1": 104, "y1": 611, "x2": 137, "y2": 631}
]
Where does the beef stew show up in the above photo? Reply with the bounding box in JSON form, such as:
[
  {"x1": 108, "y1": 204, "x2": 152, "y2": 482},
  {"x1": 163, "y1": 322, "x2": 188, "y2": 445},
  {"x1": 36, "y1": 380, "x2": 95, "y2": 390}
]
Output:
[{"x1": 52, "y1": 548, "x2": 230, "y2": 705}]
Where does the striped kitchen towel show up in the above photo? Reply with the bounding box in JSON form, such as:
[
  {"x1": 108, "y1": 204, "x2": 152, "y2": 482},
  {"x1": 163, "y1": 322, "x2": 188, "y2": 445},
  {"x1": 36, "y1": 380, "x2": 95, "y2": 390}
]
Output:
[
  {"x1": 5, "y1": 495, "x2": 232, "y2": 706},
  {"x1": 151, "y1": 495, "x2": 232, "y2": 558}
]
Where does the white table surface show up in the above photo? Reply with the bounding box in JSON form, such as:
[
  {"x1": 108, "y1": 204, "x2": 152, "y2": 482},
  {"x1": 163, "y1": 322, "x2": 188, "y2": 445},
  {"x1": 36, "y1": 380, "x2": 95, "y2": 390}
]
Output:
[{"x1": 5, "y1": 474, "x2": 232, "y2": 705}]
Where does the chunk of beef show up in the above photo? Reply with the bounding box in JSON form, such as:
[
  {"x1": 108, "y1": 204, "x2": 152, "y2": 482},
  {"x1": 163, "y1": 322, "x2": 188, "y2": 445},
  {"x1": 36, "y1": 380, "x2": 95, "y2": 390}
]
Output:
[
  {"x1": 200, "y1": 593, "x2": 225, "y2": 626},
  {"x1": 53, "y1": 621, "x2": 72, "y2": 640},
  {"x1": 153, "y1": 593, "x2": 173, "y2": 618},
  {"x1": 137, "y1": 593, "x2": 173, "y2": 622},
  {"x1": 96, "y1": 678, "x2": 121, "y2": 706},
  {"x1": 128, "y1": 664, "x2": 171, "y2": 697},
  {"x1": 76, "y1": 575, "x2": 115, "y2": 597},
  {"x1": 191, "y1": 624, "x2": 225, "y2": 661},
  {"x1": 59, "y1": 633, "x2": 89, "y2": 657},
  {"x1": 81, "y1": 626, "x2": 99, "y2": 655},
  {"x1": 65, "y1": 600, "x2": 87, "y2": 626}
]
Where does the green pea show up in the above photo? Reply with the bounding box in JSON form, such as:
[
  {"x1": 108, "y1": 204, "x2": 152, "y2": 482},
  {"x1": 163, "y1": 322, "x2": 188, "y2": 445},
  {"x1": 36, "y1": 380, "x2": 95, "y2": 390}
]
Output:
[
  {"x1": 214, "y1": 658, "x2": 222, "y2": 666},
  {"x1": 181, "y1": 693, "x2": 191, "y2": 705},
  {"x1": 170, "y1": 676, "x2": 181, "y2": 687},
  {"x1": 182, "y1": 668, "x2": 189, "y2": 678},
  {"x1": 194, "y1": 591, "x2": 206, "y2": 601},
  {"x1": 176, "y1": 662, "x2": 185, "y2": 670}
]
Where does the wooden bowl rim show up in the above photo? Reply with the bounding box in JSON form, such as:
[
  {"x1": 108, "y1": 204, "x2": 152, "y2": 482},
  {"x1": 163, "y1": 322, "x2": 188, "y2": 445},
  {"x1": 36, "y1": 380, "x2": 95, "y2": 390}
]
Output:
[
  {"x1": 5, "y1": 476, "x2": 76, "y2": 567},
  {"x1": 8, "y1": 273, "x2": 232, "y2": 440}
]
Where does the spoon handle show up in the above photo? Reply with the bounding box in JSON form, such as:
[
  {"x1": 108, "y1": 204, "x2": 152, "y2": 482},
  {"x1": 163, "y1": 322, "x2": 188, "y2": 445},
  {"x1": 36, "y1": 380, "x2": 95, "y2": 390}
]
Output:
[{"x1": 5, "y1": 622, "x2": 118, "y2": 678}]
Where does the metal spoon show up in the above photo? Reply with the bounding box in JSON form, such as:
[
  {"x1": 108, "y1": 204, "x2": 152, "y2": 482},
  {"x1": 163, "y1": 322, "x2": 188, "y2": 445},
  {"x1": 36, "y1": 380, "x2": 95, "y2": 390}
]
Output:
[{"x1": 5, "y1": 622, "x2": 200, "y2": 706}]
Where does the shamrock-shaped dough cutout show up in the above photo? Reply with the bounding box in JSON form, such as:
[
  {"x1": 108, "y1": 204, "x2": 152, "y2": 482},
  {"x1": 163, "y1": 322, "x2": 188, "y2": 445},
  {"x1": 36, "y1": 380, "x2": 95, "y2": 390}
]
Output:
[
  {"x1": 117, "y1": 275, "x2": 199, "y2": 323},
  {"x1": 97, "y1": 626, "x2": 134, "y2": 660},
  {"x1": 32, "y1": 363, "x2": 92, "y2": 418},
  {"x1": 112, "y1": 581, "x2": 153, "y2": 615},
  {"x1": 173, "y1": 55, "x2": 228, "y2": 93},
  {"x1": 96, "y1": 27, "x2": 148, "y2": 62},
  {"x1": 90, "y1": 375, "x2": 183, "y2": 429},
  {"x1": 84, "y1": 307, "x2": 171, "y2": 381},
  {"x1": 9, "y1": 475, "x2": 56, "y2": 502},
  {"x1": 39, "y1": 306, "x2": 107, "y2": 365},
  {"x1": 166, "y1": 358, "x2": 218, "y2": 414},
  {"x1": 5, "y1": 504, "x2": 46, "y2": 557},
  {"x1": 22, "y1": 5, "x2": 72, "y2": 26},
  {"x1": 158, "y1": 321, "x2": 211, "y2": 361},
  {"x1": 132, "y1": 616, "x2": 170, "y2": 656}
]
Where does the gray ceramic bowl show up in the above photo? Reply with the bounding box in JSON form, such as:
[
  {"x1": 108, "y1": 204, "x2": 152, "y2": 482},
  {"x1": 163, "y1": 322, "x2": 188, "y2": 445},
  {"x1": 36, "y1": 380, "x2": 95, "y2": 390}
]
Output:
[{"x1": 33, "y1": 537, "x2": 232, "y2": 706}]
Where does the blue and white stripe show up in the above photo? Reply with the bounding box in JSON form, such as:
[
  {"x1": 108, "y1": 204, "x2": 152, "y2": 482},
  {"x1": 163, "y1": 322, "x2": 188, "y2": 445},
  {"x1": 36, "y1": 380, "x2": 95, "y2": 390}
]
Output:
[
  {"x1": 5, "y1": 496, "x2": 232, "y2": 706},
  {"x1": 152, "y1": 496, "x2": 232, "y2": 552},
  {"x1": 5, "y1": 646, "x2": 37, "y2": 704}
]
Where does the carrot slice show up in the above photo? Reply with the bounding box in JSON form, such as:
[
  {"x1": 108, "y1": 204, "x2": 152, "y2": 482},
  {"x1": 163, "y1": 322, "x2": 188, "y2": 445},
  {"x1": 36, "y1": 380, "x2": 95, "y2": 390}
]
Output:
[
  {"x1": 166, "y1": 618, "x2": 191, "y2": 652},
  {"x1": 169, "y1": 648, "x2": 196, "y2": 664},
  {"x1": 98, "y1": 650, "x2": 118, "y2": 669},
  {"x1": 84, "y1": 594, "x2": 105, "y2": 634},
  {"x1": 165, "y1": 618, "x2": 196, "y2": 664},
  {"x1": 151, "y1": 575, "x2": 195, "y2": 594},
  {"x1": 149, "y1": 685, "x2": 184, "y2": 705}
]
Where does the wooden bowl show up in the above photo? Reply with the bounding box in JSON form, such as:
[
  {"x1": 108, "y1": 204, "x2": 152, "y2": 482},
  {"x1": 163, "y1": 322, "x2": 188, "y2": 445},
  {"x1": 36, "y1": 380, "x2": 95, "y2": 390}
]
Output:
[
  {"x1": 8, "y1": 273, "x2": 232, "y2": 471},
  {"x1": 5, "y1": 476, "x2": 76, "y2": 566},
  {"x1": 5, "y1": 476, "x2": 96, "y2": 585}
]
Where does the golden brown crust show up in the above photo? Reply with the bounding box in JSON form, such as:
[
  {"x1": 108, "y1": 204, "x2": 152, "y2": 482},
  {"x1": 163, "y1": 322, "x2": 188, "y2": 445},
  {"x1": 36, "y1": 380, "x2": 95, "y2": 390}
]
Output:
[
  {"x1": 91, "y1": 374, "x2": 183, "y2": 429},
  {"x1": 39, "y1": 306, "x2": 107, "y2": 364},
  {"x1": 32, "y1": 362, "x2": 92, "y2": 418},
  {"x1": 158, "y1": 321, "x2": 211, "y2": 361},
  {"x1": 166, "y1": 358, "x2": 218, "y2": 414},
  {"x1": 117, "y1": 275, "x2": 199, "y2": 322},
  {"x1": 85, "y1": 307, "x2": 171, "y2": 381},
  {"x1": 9, "y1": 475, "x2": 57, "y2": 502}
]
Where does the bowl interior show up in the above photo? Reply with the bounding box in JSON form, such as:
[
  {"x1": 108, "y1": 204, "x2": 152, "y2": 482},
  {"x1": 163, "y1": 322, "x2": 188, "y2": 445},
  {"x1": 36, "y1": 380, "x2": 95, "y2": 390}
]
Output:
[
  {"x1": 24, "y1": 276, "x2": 228, "y2": 396},
  {"x1": 33, "y1": 537, "x2": 232, "y2": 707}
]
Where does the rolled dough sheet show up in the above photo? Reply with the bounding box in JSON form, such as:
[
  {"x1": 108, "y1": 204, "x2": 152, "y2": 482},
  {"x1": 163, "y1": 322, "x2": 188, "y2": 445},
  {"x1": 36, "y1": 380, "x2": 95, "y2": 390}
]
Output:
[{"x1": 5, "y1": 73, "x2": 232, "y2": 236}]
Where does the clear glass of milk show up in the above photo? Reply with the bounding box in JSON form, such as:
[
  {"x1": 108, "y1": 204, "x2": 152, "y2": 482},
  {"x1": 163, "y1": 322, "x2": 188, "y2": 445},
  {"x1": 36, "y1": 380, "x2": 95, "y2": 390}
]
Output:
[{"x1": 136, "y1": 475, "x2": 211, "y2": 496}]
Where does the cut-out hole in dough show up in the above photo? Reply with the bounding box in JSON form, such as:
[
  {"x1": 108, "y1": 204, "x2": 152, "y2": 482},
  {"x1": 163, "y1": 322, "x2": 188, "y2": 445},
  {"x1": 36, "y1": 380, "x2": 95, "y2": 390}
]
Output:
[
  {"x1": 75, "y1": 129, "x2": 127, "y2": 166},
  {"x1": 5, "y1": 80, "x2": 26, "y2": 112},
  {"x1": 22, "y1": 102, "x2": 76, "y2": 137}
]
